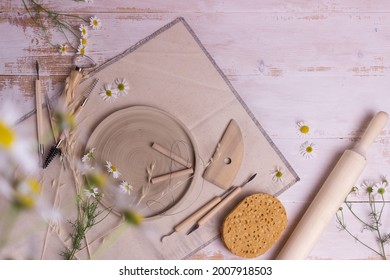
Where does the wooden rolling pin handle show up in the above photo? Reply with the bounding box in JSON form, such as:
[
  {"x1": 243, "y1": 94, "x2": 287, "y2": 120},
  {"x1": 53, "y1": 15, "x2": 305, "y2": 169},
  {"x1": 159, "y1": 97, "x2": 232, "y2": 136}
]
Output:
[
  {"x1": 174, "y1": 197, "x2": 222, "y2": 232},
  {"x1": 197, "y1": 186, "x2": 242, "y2": 226},
  {"x1": 354, "y1": 111, "x2": 389, "y2": 156}
]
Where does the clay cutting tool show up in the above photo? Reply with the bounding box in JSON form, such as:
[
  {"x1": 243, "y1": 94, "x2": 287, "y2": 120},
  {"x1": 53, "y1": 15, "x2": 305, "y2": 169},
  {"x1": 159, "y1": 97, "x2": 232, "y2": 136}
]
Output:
[
  {"x1": 35, "y1": 61, "x2": 44, "y2": 166},
  {"x1": 203, "y1": 119, "x2": 244, "y2": 189},
  {"x1": 160, "y1": 173, "x2": 257, "y2": 242},
  {"x1": 43, "y1": 78, "x2": 99, "y2": 169}
]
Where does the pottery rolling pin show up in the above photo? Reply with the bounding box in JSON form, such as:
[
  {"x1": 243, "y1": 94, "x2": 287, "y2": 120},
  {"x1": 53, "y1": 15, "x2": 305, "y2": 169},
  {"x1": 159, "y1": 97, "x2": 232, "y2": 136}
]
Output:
[{"x1": 277, "y1": 111, "x2": 389, "y2": 260}]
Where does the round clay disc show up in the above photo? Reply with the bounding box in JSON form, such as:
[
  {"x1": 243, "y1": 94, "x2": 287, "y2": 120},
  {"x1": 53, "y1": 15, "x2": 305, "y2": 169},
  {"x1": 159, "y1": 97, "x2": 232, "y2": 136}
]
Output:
[
  {"x1": 86, "y1": 106, "x2": 198, "y2": 219},
  {"x1": 222, "y1": 193, "x2": 287, "y2": 258}
]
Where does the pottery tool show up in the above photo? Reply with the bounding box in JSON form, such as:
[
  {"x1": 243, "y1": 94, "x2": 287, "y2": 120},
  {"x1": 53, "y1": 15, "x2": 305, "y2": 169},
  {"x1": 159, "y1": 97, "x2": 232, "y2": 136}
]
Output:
[
  {"x1": 43, "y1": 78, "x2": 98, "y2": 169},
  {"x1": 152, "y1": 142, "x2": 192, "y2": 168},
  {"x1": 44, "y1": 91, "x2": 58, "y2": 142},
  {"x1": 276, "y1": 111, "x2": 389, "y2": 260},
  {"x1": 203, "y1": 119, "x2": 244, "y2": 190},
  {"x1": 160, "y1": 173, "x2": 257, "y2": 242},
  {"x1": 186, "y1": 173, "x2": 257, "y2": 236},
  {"x1": 35, "y1": 61, "x2": 45, "y2": 166},
  {"x1": 151, "y1": 168, "x2": 194, "y2": 184}
]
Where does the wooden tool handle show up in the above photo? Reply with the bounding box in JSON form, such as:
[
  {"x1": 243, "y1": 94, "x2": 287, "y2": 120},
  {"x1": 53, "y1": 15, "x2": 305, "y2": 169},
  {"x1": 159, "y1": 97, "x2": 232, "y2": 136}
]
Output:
[
  {"x1": 197, "y1": 186, "x2": 242, "y2": 226},
  {"x1": 151, "y1": 168, "x2": 193, "y2": 184},
  {"x1": 174, "y1": 197, "x2": 221, "y2": 232},
  {"x1": 354, "y1": 111, "x2": 389, "y2": 156},
  {"x1": 152, "y1": 142, "x2": 192, "y2": 168},
  {"x1": 35, "y1": 80, "x2": 44, "y2": 143}
]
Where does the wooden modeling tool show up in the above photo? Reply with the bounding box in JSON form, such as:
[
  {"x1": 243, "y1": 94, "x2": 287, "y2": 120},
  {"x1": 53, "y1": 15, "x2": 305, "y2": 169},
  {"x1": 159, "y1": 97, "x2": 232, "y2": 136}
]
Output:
[
  {"x1": 203, "y1": 119, "x2": 244, "y2": 189},
  {"x1": 160, "y1": 173, "x2": 257, "y2": 242},
  {"x1": 35, "y1": 61, "x2": 44, "y2": 166},
  {"x1": 43, "y1": 78, "x2": 98, "y2": 169},
  {"x1": 151, "y1": 168, "x2": 194, "y2": 184},
  {"x1": 186, "y1": 173, "x2": 257, "y2": 236},
  {"x1": 152, "y1": 142, "x2": 192, "y2": 168},
  {"x1": 276, "y1": 111, "x2": 389, "y2": 260}
]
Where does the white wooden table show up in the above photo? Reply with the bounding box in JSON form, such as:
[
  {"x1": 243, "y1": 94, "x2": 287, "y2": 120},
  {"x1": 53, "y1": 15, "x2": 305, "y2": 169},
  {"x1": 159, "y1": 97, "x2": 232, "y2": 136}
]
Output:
[{"x1": 1, "y1": 0, "x2": 389, "y2": 260}]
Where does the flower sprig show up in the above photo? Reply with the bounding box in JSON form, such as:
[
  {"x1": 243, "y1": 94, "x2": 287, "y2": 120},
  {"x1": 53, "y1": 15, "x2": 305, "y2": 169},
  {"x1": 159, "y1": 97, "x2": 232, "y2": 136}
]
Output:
[
  {"x1": 22, "y1": 0, "x2": 101, "y2": 57},
  {"x1": 336, "y1": 176, "x2": 389, "y2": 259},
  {"x1": 60, "y1": 148, "x2": 111, "y2": 260}
]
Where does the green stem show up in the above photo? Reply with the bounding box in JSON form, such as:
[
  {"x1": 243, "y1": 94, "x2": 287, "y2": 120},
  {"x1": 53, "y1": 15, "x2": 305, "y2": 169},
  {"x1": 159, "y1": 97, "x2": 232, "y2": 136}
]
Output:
[
  {"x1": 344, "y1": 200, "x2": 375, "y2": 231},
  {"x1": 335, "y1": 211, "x2": 384, "y2": 258},
  {"x1": 0, "y1": 206, "x2": 20, "y2": 250}
]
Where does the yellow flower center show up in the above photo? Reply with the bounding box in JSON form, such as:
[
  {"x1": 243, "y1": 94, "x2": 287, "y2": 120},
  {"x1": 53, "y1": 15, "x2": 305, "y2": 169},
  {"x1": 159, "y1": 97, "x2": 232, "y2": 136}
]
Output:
[
  {"x1": 28, "y1": 179, "x2": 41, "y2": 194},
  {"x1": 118, "y1": 83, "x2": 125, "y2": 91},
  {"x1": 16, "y1": 195, "x2": 35, "y2": 209},
  {"x1": 0, "y1": 122, "x2": 15, "y2": 149},
  {"x1": 300, "y1": 125, "x2": 310, "y2": 134},
  {"x1": 106, "y1": 90, "x2": 112, "y2": 97},
  {"x1": 81, "y1": 37, "x2": 87, "y2": 45},
  {"x1": 111, "y1": 165, "x2": 117, "y2": 172},
  {"x1": 82, "y1": 29, "x2": 87, "y2": 35},
  {"x1": 275, "y1": 171, "x2": 283, "y2": 178},
  {"x1": 93, "y1": 20, "x2": 98, "y2": 26},
  {"x1": 306, "y1": 146, "x2": 313, "y2": 153}
]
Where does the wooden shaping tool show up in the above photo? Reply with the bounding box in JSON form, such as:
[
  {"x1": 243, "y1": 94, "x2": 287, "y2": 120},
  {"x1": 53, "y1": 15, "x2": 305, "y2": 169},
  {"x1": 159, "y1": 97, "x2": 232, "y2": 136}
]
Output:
[
  {"x1": 203, "y1": 119, "x2": 244, "y2": 189},
  {"x1": 277, "y1": 111, "x2": 389, "y2": 260}
]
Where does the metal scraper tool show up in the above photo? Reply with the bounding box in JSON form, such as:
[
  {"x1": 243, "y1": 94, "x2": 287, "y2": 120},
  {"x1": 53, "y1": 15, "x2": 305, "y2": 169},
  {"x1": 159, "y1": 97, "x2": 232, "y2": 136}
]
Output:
[{"x1": 203, "y1": 119, "x2": 244, "y2": 189}]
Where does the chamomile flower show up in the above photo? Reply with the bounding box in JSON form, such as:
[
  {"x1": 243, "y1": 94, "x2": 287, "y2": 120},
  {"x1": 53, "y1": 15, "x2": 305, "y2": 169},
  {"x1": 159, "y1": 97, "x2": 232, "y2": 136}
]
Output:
[
  {"x1": 80, "y1": 37, "x2": 87, "y2": 46},
  {"x1": 105, "y1": 161, "x2": 121, "y2": 178},
  {"x1": 271, "y1": 167, "x2": 284, "y2": 182},
  {"x1": 375, "y1": 181, "x2": 387, "y2": 196},
  {"x1": 119, "y1": 180, "x2": 133, "y2": 196},
  {"x1": 99, "y1": 83, "x2": 118, "y2": 103},
  {"x1": 296, "y1": 121, "x2": 311, "y2": 137},
  {"x1": 361, "y1": 180, "x2": 375, "y2": 195},
  {"x1": 90, "y1": 16, "x2": 102, "y2": 30},
  {"x1": 115, "y1": 78, "x2": 130, "y2": 96},
  {"x1": 82, "y1": 147, "x2": 96, "y2": 166},
  {"x1": 381, "y1": 175, "x2": 388, "y2": 187},
  {"x1": 59, "y1": 44, "x2": 67, "y2": 55},
  {"x1": 299, "y1": 141, "x2": 317, "y2": 159},
  {"x1": 14, "y1": 179, "x2": 41, "y2": 209},
  {"x1": 0, "y1": 102, "x2": 37, "y2": 173},
  {"x1": 77, "y1": 44, "x2": 87, "y2": 56},
  {"x1": 79, "y1": 24, "x2": 88, "y2": 38},
  {"x1": 349, "y1": 185, "x2": 360, "y2": 196},
  {"x1": 83, "y1": 187, "x2": 99, "y2": 199}
]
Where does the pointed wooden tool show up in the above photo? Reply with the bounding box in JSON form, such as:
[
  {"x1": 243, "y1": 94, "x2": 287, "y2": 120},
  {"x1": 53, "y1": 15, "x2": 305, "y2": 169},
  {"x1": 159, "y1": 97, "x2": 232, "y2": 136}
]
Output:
[{"x1": 203, "y1": 119, "x2": 244, "y2": 189}]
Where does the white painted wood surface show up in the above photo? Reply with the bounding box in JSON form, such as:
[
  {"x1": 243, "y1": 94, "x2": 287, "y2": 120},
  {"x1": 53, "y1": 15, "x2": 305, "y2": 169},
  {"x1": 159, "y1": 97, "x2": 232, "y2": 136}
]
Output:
[{"x1": 1, "y1": 0, "x2": 389, "y2": 260}]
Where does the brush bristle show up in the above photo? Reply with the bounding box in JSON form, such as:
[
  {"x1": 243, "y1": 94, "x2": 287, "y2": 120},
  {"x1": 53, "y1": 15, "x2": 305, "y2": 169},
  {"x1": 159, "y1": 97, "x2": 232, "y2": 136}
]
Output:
[{"x1": 43, "y1": 146, "x2": 61, "y2": 169}]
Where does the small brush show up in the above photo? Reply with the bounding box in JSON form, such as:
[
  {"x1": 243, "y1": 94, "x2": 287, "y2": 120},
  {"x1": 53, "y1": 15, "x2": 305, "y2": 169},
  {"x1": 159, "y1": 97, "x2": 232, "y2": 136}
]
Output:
[
  {"x1": 43, "y1": 78, "x2": 98, "y2": 169},
  {"x1": 43, "y1": 138, "x2": 63, "y2": 169}
]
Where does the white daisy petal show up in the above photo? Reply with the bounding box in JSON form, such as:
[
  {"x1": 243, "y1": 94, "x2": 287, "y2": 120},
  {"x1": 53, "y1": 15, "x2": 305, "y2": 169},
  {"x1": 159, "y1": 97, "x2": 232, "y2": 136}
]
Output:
[
  {"x1": 99, "y1": 83, "x2": 118, "y2": 103},
  {"x1": 105, "y1": 161, "x2": 121, "y2": 178},
  {"x1": 299, "y1": 141, "x2": 317, "y2": 159},
  {"x1": 115, "y1": 78, "x2": 130, "y2": 96},
  {"x1": 119, "y1": 180, "x2": 133, "y2": 196},
  {"x1": 59, "y1": 44, "x2": 67, "y2": 55},
  {"x1": 271, "y1": 167, "x2": 284, "y2": 182},
  {"x1": 79, "y1": 24, "x2": 88, "y2": 38},
  {"x1": 90, "y1": 16, "x2": 102, "y2": 30},
  {"x1": 296, "y1": 121, "x2": 311, "y2": 137},
  {"x1": 77, "y1": 44, "x2": 87, "y2": 56}
]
